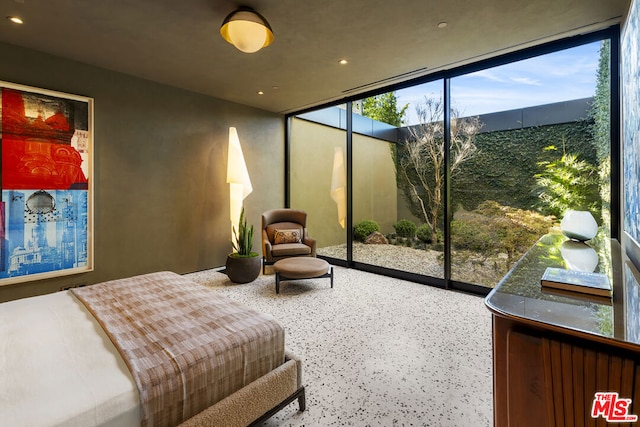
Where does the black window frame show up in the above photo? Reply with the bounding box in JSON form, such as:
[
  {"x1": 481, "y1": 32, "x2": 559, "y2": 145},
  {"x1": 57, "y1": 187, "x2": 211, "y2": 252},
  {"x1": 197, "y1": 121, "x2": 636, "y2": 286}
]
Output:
[{"x1": 285, "y1": 25, "x2": 620, "y2": 296}]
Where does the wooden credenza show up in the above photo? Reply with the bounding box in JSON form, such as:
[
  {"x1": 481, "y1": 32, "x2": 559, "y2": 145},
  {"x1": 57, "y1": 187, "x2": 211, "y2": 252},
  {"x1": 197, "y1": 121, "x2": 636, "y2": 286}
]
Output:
[{"x1": 486, "y1": 234, "x2": 640, "y2": 427}]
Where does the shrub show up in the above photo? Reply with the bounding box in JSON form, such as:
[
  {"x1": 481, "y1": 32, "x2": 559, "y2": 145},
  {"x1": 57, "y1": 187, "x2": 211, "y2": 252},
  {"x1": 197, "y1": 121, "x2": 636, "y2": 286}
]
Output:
[
  {"x1": 452, "y1": 201, "x2": 555, "y2": 268},
  {"x1": 393, "y1": 219, "x2": 416, "y2": 238},
  {"x1": 451, "y1": 220, "x2": 492, "y2": 254},
  {"x1": 353, "y1": 220, "x2": 380, "y2": 241},
  {"x1": 416, "y1": 224, "x2": 433, "y2": 243}
]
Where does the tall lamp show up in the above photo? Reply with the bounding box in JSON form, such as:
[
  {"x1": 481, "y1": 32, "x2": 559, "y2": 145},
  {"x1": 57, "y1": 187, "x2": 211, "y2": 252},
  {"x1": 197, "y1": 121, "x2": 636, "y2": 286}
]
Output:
[{"x1": 226, "y1": 127, "x2": 253, "y2": 240}]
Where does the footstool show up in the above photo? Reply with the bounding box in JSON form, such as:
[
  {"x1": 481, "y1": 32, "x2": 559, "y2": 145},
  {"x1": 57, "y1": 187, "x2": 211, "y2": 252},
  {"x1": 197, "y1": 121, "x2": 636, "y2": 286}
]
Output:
[{"x1": 272, "y1": 257, "x2": 334, "y2": 294}]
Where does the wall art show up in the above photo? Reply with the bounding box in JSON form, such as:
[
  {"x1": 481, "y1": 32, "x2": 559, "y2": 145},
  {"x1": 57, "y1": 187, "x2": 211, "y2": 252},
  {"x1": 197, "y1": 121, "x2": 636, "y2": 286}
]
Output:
[
  {"x1": 0, "y1": 81, "x2": 93, "y2": 285},
  {"x1": 623, "y1": 0, "x2": 640, "y2": 272}
]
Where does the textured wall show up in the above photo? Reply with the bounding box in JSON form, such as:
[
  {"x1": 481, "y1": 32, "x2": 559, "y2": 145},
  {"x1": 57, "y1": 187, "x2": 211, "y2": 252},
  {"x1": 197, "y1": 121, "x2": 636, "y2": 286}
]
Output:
[{"x1": 0, "y1": 43, "x2": 284, "y2": 302}]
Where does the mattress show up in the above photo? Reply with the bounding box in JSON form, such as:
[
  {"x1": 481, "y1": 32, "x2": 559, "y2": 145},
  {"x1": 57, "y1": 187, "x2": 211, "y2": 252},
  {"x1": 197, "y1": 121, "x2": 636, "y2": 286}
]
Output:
[{"x1": 0, "y1": 290, "x2": 141, "y2": 427}]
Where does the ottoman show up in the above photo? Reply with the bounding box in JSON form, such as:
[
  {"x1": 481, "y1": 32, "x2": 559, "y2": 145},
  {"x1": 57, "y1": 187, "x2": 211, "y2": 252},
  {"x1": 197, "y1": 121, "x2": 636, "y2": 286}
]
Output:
[{"x1": 272, "y1": 257, "x2": 334, "y2": 294}]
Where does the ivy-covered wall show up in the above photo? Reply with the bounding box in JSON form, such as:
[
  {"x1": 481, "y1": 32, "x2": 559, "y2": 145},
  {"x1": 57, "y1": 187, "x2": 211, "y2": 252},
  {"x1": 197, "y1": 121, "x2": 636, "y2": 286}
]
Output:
[{"x1": 451, "y1": 120, "x2": 596, "y2": 212}]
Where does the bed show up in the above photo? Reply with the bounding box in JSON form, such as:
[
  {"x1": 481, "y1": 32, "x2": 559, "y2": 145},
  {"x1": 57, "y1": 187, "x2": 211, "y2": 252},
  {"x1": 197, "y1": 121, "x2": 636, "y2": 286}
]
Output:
[{"x1": 0, "y1": 271, "x2": 305, "y2": 427}]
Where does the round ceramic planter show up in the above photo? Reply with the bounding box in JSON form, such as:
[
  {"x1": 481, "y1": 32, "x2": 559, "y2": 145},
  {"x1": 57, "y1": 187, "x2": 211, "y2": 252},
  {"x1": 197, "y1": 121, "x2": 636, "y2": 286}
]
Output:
[
  {"x1": 225, "y1": 254, "x2": 261, "y2": 283},
  {"x1": 560, "y1": 210, "x2": 598, "y2": 241}
]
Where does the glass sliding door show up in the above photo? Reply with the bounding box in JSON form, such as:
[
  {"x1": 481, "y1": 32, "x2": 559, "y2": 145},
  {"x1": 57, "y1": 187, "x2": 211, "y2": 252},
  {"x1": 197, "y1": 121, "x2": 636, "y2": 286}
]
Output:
[
  {"x1": 449, "y1": 40, "x2": 611, "y2": 288},
  {"x1": 290, "y1": 106, "x2": 347, "y2": 261},
  {"x1": 353, "y1": 83, "x2": 445, "y2": 278}
]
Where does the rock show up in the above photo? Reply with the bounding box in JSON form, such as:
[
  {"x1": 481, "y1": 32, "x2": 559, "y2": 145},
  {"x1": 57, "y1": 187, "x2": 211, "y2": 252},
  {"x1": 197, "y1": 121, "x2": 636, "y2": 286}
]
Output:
[{"x1": 364, "y1": 231, "x2": 388, "y2": 244}]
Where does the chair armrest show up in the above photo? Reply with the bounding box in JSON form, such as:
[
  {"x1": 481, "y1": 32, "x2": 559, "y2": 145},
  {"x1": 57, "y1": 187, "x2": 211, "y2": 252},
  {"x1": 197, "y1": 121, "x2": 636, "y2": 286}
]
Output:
[
  {"x1": 262, "y1": 230, "x2": 273, "y2": 260},
  {"x1": 303, "y1": 229, "x2": 316, "y2": 257}
]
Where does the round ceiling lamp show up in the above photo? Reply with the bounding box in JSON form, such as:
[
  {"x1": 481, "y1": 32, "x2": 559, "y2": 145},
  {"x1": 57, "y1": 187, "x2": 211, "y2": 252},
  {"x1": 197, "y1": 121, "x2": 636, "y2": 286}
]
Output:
[{"x1": 220, "y1": 7, "x2": 274, "y2": 53}]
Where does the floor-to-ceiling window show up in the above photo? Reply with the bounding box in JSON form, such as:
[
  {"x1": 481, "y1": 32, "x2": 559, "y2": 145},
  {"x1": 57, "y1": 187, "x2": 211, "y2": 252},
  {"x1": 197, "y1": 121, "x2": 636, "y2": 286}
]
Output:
[
  {"x1": 287, "y1": 27, "x2": 617, "y2": 294},
  {"x1": 449, "y1": 40, "x2": 612, "y2": 288}
]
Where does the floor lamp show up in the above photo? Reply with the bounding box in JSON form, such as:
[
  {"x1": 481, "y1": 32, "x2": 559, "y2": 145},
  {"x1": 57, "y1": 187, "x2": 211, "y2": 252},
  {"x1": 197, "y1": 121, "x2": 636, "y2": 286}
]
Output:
[{"x1": 226, "y1": 127, "x2": 253, "y2": 242}]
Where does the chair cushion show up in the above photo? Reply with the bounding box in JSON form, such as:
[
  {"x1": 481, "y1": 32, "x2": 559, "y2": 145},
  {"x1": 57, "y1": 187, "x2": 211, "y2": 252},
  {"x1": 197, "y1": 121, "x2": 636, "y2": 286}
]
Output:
[
  {"x1": 274, "y1": 229, "x2": 302, "y2": 245},
  {"x1": 271, "y1": 243, "x2": 312, "y2": 257}
]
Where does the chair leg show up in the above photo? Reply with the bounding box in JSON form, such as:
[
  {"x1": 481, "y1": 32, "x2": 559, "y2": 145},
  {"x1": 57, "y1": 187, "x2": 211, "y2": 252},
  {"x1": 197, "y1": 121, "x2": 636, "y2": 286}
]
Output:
[
  {"x1": 330, "y1": 266, "x2": 334, "y2": 288},
  {"x1": 276, "y1": 272, "x2": 280, "y2": 294}
]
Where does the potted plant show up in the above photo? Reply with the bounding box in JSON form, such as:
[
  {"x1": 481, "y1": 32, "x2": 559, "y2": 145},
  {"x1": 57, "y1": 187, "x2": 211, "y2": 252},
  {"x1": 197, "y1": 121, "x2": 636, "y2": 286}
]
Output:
[{"x1": 225, "y1": 208, "x2": 261, "y2": 283}]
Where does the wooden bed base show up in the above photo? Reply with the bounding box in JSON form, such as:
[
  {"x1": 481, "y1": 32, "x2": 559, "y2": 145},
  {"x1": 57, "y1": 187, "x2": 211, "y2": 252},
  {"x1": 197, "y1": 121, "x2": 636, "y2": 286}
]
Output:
[{"x1": 179, "y1": 352, "x2": 305, "y2": 427}]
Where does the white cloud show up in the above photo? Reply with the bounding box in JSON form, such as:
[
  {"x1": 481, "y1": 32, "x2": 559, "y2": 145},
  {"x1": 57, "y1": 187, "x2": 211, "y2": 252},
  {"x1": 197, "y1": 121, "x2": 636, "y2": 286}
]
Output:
[
  {"x1": 464, "y1": 69, "x2": 509, "y2": 83},
  {"x1": 510, "y1": 77, "x2": 542, "y2": 86}
]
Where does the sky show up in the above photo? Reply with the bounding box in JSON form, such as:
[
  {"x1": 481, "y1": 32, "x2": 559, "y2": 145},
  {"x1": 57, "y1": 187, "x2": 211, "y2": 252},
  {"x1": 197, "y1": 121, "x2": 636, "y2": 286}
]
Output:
[{"x1": 396, "y1": 41, "x2": 603, "y2": 125}]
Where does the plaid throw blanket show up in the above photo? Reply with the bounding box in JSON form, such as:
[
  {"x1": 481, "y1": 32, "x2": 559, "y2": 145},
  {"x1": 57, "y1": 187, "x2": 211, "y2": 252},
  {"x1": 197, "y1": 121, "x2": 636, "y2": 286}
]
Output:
[{"x1": 72, "y1": 271, "x2": 285, "y2": 427}]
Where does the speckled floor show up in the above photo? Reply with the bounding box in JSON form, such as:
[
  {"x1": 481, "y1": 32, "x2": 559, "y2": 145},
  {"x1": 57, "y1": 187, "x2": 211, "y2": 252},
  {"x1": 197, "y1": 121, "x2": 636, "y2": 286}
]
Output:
[{"x1": 185, "y1": 266, "x2": 493, "y2": 427}]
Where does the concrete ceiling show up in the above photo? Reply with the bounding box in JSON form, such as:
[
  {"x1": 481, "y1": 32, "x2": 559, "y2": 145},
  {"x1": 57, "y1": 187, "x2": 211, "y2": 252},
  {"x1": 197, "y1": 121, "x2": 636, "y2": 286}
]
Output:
[{"x1": 0, "y1": 0, "x2": 630, "y2": 114}]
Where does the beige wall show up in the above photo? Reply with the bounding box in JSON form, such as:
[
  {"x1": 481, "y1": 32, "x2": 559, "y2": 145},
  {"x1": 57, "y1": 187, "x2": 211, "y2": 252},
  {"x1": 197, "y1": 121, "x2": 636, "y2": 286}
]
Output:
[
  {"x1": 352, "y1": 134, "x2": 398, "y2": 235},
  {"x1": 290, "y1": 118, "x2": 397, "y2": 247},
  {"x1": 0, "y1": 43, "x2": 284, "y2": 302},
  {"x1": 290, "y1": 118, "x2": 346, "y2": 247}
]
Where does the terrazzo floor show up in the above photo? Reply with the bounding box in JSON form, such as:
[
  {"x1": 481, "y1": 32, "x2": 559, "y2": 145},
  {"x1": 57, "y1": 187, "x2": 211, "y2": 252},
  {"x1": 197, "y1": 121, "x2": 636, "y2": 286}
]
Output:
[{"x1": 185, "y1": 266, "x2": 493, "y2": 427}]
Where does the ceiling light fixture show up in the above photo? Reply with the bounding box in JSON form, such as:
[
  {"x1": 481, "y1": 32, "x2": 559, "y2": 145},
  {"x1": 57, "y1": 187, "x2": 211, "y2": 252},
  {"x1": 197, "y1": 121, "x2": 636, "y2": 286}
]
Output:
[
  {"x1": 7, "y1": 16, "x2": 23, "y2": 24},
  {"x1": 437, "y1": 22, "x2": 448, "y2": 28},
  {"x1": 220, "y1": 7, "x2": 274, "y2": 53},
  {"x1": 339, "y1": 59, "x2": 348, "y2": 65}
]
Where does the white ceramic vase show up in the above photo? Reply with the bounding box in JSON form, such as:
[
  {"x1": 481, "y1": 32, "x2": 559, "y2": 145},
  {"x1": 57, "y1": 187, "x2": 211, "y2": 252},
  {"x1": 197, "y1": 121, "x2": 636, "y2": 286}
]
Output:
[{"x1": 560, "y1": 210, "x2": 598, "y2": 241}]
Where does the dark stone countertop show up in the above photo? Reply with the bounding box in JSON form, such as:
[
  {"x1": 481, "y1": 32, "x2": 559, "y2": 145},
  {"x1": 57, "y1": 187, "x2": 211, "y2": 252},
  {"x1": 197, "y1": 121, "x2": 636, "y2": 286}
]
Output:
[{"x1": 485, "y1": 233, "x2": 640, "y2": 347}]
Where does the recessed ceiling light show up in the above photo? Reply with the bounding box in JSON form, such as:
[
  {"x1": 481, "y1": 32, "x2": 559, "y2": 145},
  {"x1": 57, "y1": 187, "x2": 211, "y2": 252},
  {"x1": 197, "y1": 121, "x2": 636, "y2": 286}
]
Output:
[
  {"x1": 7, "y1": 16, "x2": 23, "y2": 24},
  {"x1": 257, "y1": 91, "x2": 264, "y2": 95},
  {"x1": 339, "y1": 59, "x2": 348, "y2": 65},
  {"x1": 437, "y1": 22, "x2": 448, "y2": 29}
]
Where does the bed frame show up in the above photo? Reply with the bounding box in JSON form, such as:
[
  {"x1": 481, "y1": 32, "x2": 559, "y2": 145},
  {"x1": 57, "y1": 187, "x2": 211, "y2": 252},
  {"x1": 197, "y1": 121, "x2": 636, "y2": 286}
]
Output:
[
  {"x1": 0, "y1": 272, "x2": 306, "y2": 427},
  {"x1": 180, "y1": 352, "x2": 305, "y2": 426}
]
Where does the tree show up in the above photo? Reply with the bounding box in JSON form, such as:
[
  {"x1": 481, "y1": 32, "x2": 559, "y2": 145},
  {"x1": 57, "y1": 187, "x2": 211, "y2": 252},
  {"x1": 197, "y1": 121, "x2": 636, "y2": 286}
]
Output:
[
  {"x1": 361, "y1": 92, "x2": 408, "y2": 127},
  {"x1": 397, "y1": 97, "x2": 481, "y2": 243},
  {"x1": 590, "y1": 39, "x2": 610, "y2": 163},
  {"x1": 589, "y1": 39, "x2": 611, "y2": 229}
]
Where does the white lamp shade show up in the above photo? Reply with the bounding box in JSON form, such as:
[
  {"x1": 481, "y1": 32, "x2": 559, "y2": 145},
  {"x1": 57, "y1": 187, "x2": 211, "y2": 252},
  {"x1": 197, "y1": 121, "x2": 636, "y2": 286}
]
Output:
[
  {"x1": 227, "y1": 127, "x2": 252, "y2": 232},
  {"x1": 220, "y1": 8, "x2": 274, "y2": 53}
]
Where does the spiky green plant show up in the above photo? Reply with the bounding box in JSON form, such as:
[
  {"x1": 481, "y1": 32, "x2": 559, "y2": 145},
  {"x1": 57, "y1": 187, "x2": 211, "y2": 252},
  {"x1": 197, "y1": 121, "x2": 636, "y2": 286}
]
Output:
[
  {"x1": 534, "y1": 142, "x2": 601, "y2": 222},
  {"x1": 231, "y1": 208, "x2": 257, "y2": 257}
]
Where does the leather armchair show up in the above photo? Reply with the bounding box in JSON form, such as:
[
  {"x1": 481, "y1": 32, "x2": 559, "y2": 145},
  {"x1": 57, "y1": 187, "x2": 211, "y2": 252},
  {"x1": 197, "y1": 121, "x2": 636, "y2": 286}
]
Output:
[{"x1": 262, "y1": 209, "x2": 316, "y2": 273}]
